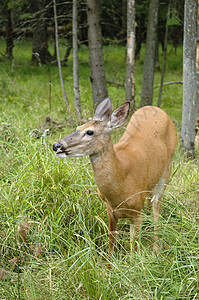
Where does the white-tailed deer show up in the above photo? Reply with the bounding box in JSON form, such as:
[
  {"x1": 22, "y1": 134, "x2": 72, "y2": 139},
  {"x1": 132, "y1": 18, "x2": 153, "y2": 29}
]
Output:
[{"x1": 53, "y1": 98, "x2": 177, "y2": 255}]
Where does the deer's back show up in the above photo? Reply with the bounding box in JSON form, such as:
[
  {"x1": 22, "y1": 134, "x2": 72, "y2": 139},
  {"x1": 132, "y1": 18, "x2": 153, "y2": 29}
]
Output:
[
  {"x1": 117, "y1": 106, "x2": 176, "y2": 153},
  {"x1": 114, "y1": 106, "x2": 177, "y2": 196}
]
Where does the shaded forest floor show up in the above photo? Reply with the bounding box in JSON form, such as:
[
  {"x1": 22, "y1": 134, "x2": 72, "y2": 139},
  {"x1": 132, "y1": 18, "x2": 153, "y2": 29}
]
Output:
[{"x1": 0, "y1": 38, "x2": 198, "y2": 299}]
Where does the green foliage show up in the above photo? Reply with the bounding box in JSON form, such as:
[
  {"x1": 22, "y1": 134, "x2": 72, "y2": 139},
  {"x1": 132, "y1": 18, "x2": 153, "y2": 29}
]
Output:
[{"x1": 0, "y1": 39, "x2": 198, "y2": 299}]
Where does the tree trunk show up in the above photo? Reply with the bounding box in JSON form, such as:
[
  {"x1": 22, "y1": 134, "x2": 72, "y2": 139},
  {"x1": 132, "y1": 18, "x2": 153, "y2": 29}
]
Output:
[
  {"x1": 31, "y1": 0, "x2": 53, "y2": 64},
  {"x1": 53, "y1": 0, "x2": 69, "y2": 110},
  {"x1": 196, "y1": 0, "x2": 199, "y2": 117},
  {"x1": 63, "y1": 39, "x2": 72, "y2": 63},
  {"x1": 118, "y1": 0, "x2": 127, "y2": 42},
  {"x1": 181, "y1": 0, "x2": 198, "y2": 158},
  {"x1": 121, "y1": 0, "x2": 127, "y2": 41},
  {"x1": 158, "y1": 0, "x2": 170, "y2": 107},
  {"x1": 140, "y1": 0, "x2": 159, "y2": 107},
  {"x1": 154, "y1": 38, "x2": 160, "y2": 71},
  {"x1": 3, "y1": 2, "x2": 13, "y2": 59},
  {"x1": 135, "y1": 8, "x2": 146, "y2": 60},
  {"x1": 87, "y1": 0, "x2": 108, "y2": 108},
  {"x1": 125, "y1": 0, "x2": 136, "y2": 109},
  {"x1": 73, "y1": 0, "x2": 81, "y2": 117}
]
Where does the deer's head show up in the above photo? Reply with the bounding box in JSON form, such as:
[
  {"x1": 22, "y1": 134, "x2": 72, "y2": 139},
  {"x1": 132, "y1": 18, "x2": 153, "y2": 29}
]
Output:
[{"x1": 53, "y1": 97, "x2": 130, "y2": 158}]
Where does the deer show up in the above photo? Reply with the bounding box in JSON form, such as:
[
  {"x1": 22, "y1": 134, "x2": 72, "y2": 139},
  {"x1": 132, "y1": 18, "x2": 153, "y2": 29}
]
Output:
[{"x1": 53, "y1": 97, "x2": 177, "y2": 255}]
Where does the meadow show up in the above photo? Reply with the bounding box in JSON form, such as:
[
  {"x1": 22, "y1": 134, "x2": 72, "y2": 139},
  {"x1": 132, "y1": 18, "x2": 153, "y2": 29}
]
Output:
[{"x1": 0, "y1": 37, "x2": 198, "y2": 299}]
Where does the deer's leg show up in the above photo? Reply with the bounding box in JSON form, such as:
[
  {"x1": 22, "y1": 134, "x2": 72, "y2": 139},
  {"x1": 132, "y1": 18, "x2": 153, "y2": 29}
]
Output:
[
  {"x1": 130, "y1": 213, "x2": 142, "y2": 252},
  {"x1": 153, "y1": 195, "x2": 162, "y2": 254},
  {"x1": 106, "y1": 204, "x2": 118, "y2": 256},
  {"x1": 152, "y1": 164, "x2": 171, "y2": 253}
]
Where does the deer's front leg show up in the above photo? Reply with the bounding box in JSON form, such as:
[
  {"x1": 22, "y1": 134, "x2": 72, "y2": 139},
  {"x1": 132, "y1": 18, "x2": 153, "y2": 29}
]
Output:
[
  {"x1": 106, "y1": 204, "x2": 118, "y2": 256},
  {"x1": 130, "y1": 213, "x2": 143, "y2": 252}
]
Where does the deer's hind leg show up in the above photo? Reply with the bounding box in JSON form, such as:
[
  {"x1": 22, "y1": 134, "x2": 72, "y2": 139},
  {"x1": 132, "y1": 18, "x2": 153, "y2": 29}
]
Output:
[{"x1": 152, "y1": 164, "x2": 172, "y2": 253}]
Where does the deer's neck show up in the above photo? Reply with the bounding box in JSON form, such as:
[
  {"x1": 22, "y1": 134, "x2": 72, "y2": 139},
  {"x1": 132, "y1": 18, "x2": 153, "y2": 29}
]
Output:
[{"x1": 90, "y1": 138, "x2": 124, "y2": 206}]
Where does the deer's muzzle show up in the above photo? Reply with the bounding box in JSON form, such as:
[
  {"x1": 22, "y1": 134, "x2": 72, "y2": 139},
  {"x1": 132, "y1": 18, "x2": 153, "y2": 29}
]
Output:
[
  {"x1": 53, "y1": 142, "x2": 62, "y2": 152},
  {"x1": 53, "y1": 130, "x2": 81, "y2": 158}
]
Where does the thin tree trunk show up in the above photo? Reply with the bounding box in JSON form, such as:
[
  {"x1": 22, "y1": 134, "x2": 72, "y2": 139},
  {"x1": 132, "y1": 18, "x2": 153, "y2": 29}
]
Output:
[
  {"x1": 73, "y1": 0, "x2": 81, "y2": 117},
  {"x1": 158, "y1": 0, "x2": 170, "y2": 107},
  {"x1": 63, "y1": 40, "x2": 72, "y2": 63},
  {"x1": 118, "y1": 0, "x2": 126, "y2": 42},
  {"x1": 87, "y1": 0, "x2": 108, "y2": 108},
  {"x1": 53, "y1": 0, "x2": 70, "y2": 110},
  {"x1": 140, "y1": 0, "x2": 159, "y2": 107},
  {"x1": 4, "y1": 4, "x2": 13, "y2": 59},
  {"x1": 196, "y1": 0, "x2": 199, "y2": 116},
  {"x1": 121, "y1": 0, "x2": 127, "y2": 41},
  {"x1": 135, "y1": 9, "x2": 145, "y2": 59},
  {"x1": 154, "y1": 38, "x2": 160, "y2": 71},
  {"x1": 125, "y1": 0, "x2": 136, "y2": 109},
  {"x1": 181, "y1": 0, "x2": 198, "y2": 158}
]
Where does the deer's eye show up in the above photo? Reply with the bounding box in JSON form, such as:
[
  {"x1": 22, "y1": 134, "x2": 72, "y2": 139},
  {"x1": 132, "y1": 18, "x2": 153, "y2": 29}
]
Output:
[{"x1": 86, "y1": 130, "x2": 94, "y2": 136}]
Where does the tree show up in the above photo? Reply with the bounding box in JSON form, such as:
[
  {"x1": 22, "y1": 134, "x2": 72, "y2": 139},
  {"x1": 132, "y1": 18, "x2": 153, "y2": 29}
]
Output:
[
  {"x1": 135, "y1": 0, "x2": 148, "y2": 59},
  {"x1": 140, "y1": 0, "x2": 159, "y2": 107},
  {"x1": 180, "y1": 0, "x2": 198, "y2": 158},
  {"x1": 1, "y1": 0, "x2": 14, "y2": 59},
  {"x1": 73, "y1": 0, "x2": 81, "y2": 116},
  {"x1": 169, "y1": 0, "x2": 184, "y2": 53},
  {"x1": 31, "y1": 0, "x2": 53, "y2": 64},
  {"x1": 125, "y1": 0, "x2": 136, "y2": 109},
  {"x1": 157, "y1": 0, "x2": 171, "y2": 107},
  {"x1": 196, "y1": 0, "x2": 199, "y2": 116},
  {"x1": 87, "y1": 0, "x2": 108, "y2": 108},
  {"x1": 53, "y1": 0, "x2": 69, "y2": 110}
]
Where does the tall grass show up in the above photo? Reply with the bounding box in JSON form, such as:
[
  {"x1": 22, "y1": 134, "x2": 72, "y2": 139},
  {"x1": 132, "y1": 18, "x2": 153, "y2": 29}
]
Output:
[{"x1": 0, "y1": 39, "x2": 198, "y2": 299}]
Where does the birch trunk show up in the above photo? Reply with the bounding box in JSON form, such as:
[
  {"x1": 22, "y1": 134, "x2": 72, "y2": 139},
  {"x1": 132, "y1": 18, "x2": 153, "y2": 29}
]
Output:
[
  {"x1": 196, "y1": 0, "x2": 199, "y2": 116},
  {"x1": 125, "y1": 0, "x2": 136, "y2": 109},
  {"x1": 181, "y1": 0, "x2": 198, "y2": 158}
]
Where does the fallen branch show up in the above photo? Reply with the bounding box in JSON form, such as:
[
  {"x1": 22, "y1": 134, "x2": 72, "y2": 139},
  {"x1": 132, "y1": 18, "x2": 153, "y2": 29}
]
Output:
[
  {"x1": 107, "y1": 79, "x2": 124, "y2": 87},
  {"x1": 153, "y1": 81, "x2": 183, "y2": 89},
  {"x1": 106, "y1": 80, "x2": 183, "y2": 90}
]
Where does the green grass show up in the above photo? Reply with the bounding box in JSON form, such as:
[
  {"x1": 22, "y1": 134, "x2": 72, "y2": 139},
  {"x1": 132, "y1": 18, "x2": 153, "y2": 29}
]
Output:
[{"x1": 0, "y1": 38, "x2": 198, "y2": 299}]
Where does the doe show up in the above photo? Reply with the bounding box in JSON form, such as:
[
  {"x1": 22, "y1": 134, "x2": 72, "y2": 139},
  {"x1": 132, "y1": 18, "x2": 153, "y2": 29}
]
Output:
[{"x1": 53, "y1": 98, "x2": 177, "y2": 255}]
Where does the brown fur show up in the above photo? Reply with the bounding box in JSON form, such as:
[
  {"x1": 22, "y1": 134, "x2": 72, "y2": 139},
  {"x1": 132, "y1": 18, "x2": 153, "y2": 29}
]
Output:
[
  {"x1": 90, "y1": 106, "x2": 177, "y2": 253},
  {"x1": 53, "y1": 101, "x2": 177, "y2": 255}
]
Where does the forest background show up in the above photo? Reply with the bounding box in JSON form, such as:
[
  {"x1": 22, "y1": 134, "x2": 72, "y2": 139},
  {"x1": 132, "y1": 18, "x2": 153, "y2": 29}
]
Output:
[{"x1": 0, "y1": 0, "x2": 199, "y2": 299}]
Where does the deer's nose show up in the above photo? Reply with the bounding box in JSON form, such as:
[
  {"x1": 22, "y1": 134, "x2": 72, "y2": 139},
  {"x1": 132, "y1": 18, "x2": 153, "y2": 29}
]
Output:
[{"x1": 53, "y1": 142, "x2": 62, "y2": 152}]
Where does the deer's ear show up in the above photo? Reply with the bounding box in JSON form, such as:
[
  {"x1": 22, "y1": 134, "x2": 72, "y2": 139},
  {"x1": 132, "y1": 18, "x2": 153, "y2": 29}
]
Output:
[
  {"x1": 108, "y1": 102, "x2": 130, "y2": 129},
  {"x1": 93, "y1": 97, "x2": 112, "y2": 121}
]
